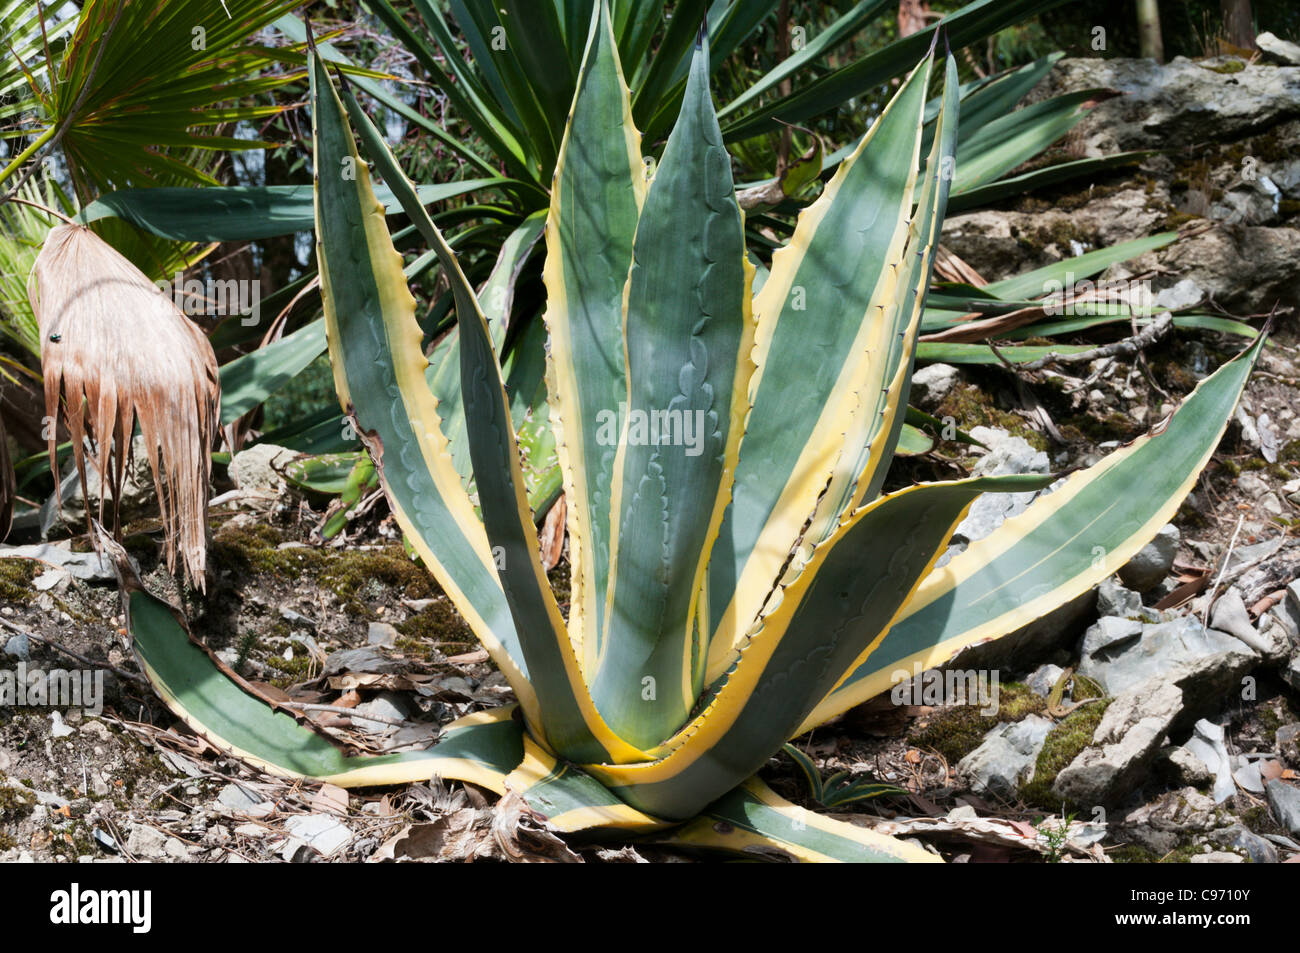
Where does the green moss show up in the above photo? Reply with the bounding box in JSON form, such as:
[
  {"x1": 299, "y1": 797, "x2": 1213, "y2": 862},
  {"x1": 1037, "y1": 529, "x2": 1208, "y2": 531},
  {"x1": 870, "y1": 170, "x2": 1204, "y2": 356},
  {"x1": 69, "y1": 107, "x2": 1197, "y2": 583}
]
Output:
[
  {"x1": 933, "y1": 384, "x2": 1049, "y2": 452},
  {"x1": 0, "y1": 784, "x2": 36, "y2": 822},
  {"x1": 395, "y1": 601, "x2": 476, "y2": 659},
  {"x1": 907, "y1": 682, "x2": 1046, "y2": 764},
  {"x1": 265, "y1": 651, "x2": 315, "y2": 689},
  {"x1": 0, "y1": 559, "x2": 38, "y2": 603},
  {"x1": 1240, "y1": 804, "x2": 1284, "y2": 837},
  {"x1": 210, "y1": 522, "x2": 433, "y2": 615},
  {"x1": 1020, "y1": 699, "x2": 1112, "y2": 811}
]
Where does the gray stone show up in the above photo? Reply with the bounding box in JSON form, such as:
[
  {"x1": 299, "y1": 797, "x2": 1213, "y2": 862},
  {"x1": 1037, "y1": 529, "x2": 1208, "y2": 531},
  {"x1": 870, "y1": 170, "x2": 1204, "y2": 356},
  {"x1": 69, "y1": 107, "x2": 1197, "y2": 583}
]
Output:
[
  {"x1": 1284, "y1": 654, "x2": 1300, "y2": 693},
  {"x1": 1258, "y1": 31, "x2": 1300, "y2": 67},
  {"x1": 1118, "y1": 524, "x2": 1179, "y2": 592},
  {"x1": 1154, "y1": 744, "x2": 1211, "y2": 787},
  {"x1": 1096, "y1": 577, "x2": 1143, "y2": 619},
  {"x1": 910, "y1": 363, "x2": 960, "y2": 408},
  {"x1": 1080, "y1": 617, "x2": 1143, "y2": 660},
  {"x1": 229, "y1": 443, "x2": 295, "y2": 495},
  {"x1": 285, "y1": 813, "x2": 353, "y2": 858},
  {"x1": 1287, "y1": 578, "x2": 1300, "y2": 625},
  {"x1": 1039, "y1": 57, "x2": 1300, "y2": 152},
  {"x1": 1231, "y1": 758, "x2": 1266, "y2": 795},
  {"x1": 1190, "y1": 851, "x2": 1246, "y2": 863},
  {"x1": 1025, "y1": 663, "x2": 1065, "y2": 697},
  {"x1": 956, "y1": 715, "x2": 1054, "y2": 799},
  {"x1": 125, "y1": 825, "x2": 170, "y2": 861},
  {"x1": 942, "y1": 428, "x2": 1050, "y2": 559},
  {"x1": 1053, "y1": 678, "x2": 1184, "y2": 807},
  {"x1": 1265, "y1": 780, "x2": 1300, "y2": 837},
  {"x1": 1154, "y1": 278, "x2": 1204, "y2": 311},
  {"x1": 1184, "y1": 719, "x2": 1236, "y2": 803},
  {"x1": 3, "y1": 634, "x2": 29, "y2": 660},
  {"x1": 322, "y1": 646, "x2": 403, "y2": 676},
  {"x1": 367, "y1": 621, "x2": 399, "y2": 646},
  {"x1": 1076, "y1": 615, "x2": 1247, "y2": 696},
  {"x1": 1212, "y1": 824, "x2": 1278, "y2": 864},
  {"x1": 0, "y1": 543, "x2": 115, "y2": 582},
  {"x1": 351, "y1": 692, "x2": 412, "y2": 732},
  {"x1": 1210, "y1": 588, "x2": 1272, "y2": 655},
  {"x1": 1277, "y1": 723, "x2": 1300, "y2": 765}
]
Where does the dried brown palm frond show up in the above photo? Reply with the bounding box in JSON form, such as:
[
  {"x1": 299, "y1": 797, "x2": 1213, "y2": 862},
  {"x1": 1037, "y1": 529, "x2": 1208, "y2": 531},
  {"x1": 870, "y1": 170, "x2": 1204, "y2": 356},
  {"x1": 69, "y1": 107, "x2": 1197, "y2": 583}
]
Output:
[
  {"x1": 28, "y1": 224, "x2": 219, "y2": 590},
  {"x1": 0, "y1": 413, "x2": 13, "y2": 541}
]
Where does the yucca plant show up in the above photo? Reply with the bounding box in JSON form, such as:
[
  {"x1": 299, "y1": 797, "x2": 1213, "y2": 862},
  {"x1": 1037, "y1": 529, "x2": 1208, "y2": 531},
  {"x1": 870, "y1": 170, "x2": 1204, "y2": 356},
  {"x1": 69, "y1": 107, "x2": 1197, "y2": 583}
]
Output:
[{"x1": 110, "y1": 5, "x2": 1261, "y2": 862}]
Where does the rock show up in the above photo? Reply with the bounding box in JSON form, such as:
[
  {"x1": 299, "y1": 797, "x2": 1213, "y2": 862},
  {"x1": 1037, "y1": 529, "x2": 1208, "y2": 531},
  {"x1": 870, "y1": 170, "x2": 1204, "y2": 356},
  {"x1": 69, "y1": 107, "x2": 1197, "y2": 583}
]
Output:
[
  {"x1": 1118, "y1": 524, "x2": 1179, "y2": 592},
  {"x1": 229, "y1": 443, "x2": 295, "y2": 495},
  {"x1": 910, "y1": 363, "x2": 960, "y2": 408},
  {"x1": 216, "y1": 783, "x2": 268, "y2": 815},
  {"x1": 1076, "y1": 615, "x2": 1248, "y2": 697},
  {"x1": 942, "y1": 428, "x2": 1050, "y2": 558},
  {"x1": 367, "y1": 622, "x2": 399, "y2": 646},
  {"x1": 1154, "y1": 744, "x2": 1211, "y2": 787},
  {"x1": 1258, "y1": 31, "x2": 1300, "y2": 67},
  {"x1": 285, "y1": 813, "x2": 353, "y2": 858},
  {"x1": 1183, "y1": 719, "x2": 1236, "y2": 803},
  {"x1": 1025, "y1": 663, "x2": 1065, "y2": 697},
  {"x1": 1080, "y1": 617, "x2": 1143, "y2": 659},
  {"x1": 1284, "y1": 654, "x2": 1300, "y2": 693},
  {"x1": 125, "y1": 825, "x2": 171, "y2": 861},
  {"x1": 1052, "y1": 678, "x2": 1184, "y2": 807},
  {"x1": 1096, "y1": 577, "x2": 1143, "y2": 619},
  {"x1": 1212, "y1": 824, "x2": 1278, "y2": 864},
  {"x1": 1210, "y1": 588, "x2": 1272, "y2": 655},
  {"x1": 956, "y1": 715, "x2": 1054, "y2": 799},
  {"x1": 1277, "y1": 723, "x2": 1300, "y2": 766},
  {"x1": 1158, "y1": 225, "x2": 1300, "y2": 314},
  {"x1": 1287, "y1": 578, "x2": 1300, "y2": 624},
  {"x1": 1267, "y1": 780, "x2": 1300, "y2": 837},
  {"x1": 1231, "y1": 758, "x2": 1266, "y2": 796},
  {"x1": 322, "y1": 646, "x2": 403, "y2": 676},
  {"x1": 1039, "y1": 57, "x2": 1300, "y2": 152},
  {"x1": 1154, "y1": 278, "x2": 1204, "y2": 311},
  {"x1": 48, "y1": 711, "x2": 75, "y2": 739},
  {"x1": 3, "y1": 634, "x2": 29, "y2": 660},
  {"x1": 1190, "y1": 850, "x2": 1245, "y2": 863},
  {"x1": 1119, "y1": 787, "x2": 1225, "y2": 855},
  {"x1": 0, "y1": 543, "x2": 115, "y2": 582},
  {"x1": 352, "y1": 692, "x2": 412, "y2": 732}
]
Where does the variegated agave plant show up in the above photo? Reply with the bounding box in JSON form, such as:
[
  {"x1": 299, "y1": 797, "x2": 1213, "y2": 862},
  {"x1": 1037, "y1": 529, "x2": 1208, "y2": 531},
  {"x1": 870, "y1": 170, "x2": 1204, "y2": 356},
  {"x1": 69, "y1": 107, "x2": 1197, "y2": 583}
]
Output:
[{"x1": 115, "y1": 5, "x2": 1261, "y2": 861}]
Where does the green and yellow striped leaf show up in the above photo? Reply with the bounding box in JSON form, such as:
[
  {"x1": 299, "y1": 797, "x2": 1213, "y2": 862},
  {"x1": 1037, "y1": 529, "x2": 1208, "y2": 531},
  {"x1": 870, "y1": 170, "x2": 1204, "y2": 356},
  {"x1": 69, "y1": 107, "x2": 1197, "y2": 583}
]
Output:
[
  {"x1": 663, "y1": 777, "x2": 938, "y2": 863},
  {"x1": 585, "y1": 473, "x2": 1054, "y2": 820},
  {"x1": 703, "y1": 50, "x2": 938, "y2": 682},
  {"x1": 309, "y1": 50, "x2": 544, "y2": 739},
  {"x1": 326, "y1": 55, "x2": 644, "y2": 767},
  {"x1": 800, "y1": 332, "x2": 1266, "y2": 732},
  {"x1": 106, "y1": 536, "x2": 525, "y2": 789},
  {"x1": 541, "y1": 1, "x2": 645, "y2": 680},
  {"x1": 592, "y1": 30, "x2": 756, "y2": 748}
]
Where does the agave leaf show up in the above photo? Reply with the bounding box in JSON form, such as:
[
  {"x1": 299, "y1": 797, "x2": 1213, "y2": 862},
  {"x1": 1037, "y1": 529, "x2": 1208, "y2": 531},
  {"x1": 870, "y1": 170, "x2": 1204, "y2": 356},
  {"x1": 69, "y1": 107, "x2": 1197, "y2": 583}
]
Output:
[
  {"x1": 662, "y1": 777, "x2": 938, "y2": 863},
  {"x1": 541, "y1": 0, "x2": 645, "y2": 680},
  {"x1": 703, "y1": 50, "x2": 935, "y2": 679},
  {"x1": 593, "y1": 28, "x2": 755, "y2": 747},
  {"x1": 29, "y1": 224, "x2": 218, "y2": 590},
  {"x1": 801, "y1": 332, "x2": 1266, "y2": 733},
  {"x1": 585, "y1": 472, "x2": 1053, "y2": 820},
  {"x1": 316, "y1": 49, "x2": 643, "y2": 765},
  {"x1": 102, "y1": 529, "x2": 525, "y2": 787}
]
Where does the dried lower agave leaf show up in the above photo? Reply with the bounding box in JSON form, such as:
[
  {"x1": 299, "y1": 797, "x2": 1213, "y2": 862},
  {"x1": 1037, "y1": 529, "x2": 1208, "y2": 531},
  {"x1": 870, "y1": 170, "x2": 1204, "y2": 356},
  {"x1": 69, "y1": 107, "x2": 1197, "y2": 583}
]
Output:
[{"x1": 28, "y1": 224, "x2": 219, "y2": 589}]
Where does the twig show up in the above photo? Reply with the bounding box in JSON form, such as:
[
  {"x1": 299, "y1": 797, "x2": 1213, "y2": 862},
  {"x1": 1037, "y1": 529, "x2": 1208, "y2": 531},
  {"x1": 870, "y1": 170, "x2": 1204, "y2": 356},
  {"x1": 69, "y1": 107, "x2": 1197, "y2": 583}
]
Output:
[
  {"x1": 1, "y1": 195, "x2": 78, "y2": 226},
  {"x1": 0, "y1": 617, "x2": 148, "y2": 685},
  {"x1": 277, "y1": 701, "x2": 412, "y2": 728},
  {"x1": 1202, "y1": 514, "x2": 1245, "y2": 627},
  {"x1": 1018, "y1": 313, "x2": 1174, "y2": 372}
]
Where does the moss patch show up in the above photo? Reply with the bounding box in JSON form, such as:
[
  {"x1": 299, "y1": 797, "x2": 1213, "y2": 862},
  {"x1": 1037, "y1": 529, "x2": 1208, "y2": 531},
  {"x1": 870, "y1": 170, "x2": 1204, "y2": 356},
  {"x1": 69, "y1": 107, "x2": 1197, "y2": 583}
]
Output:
[
  {"x1": 0, "y1": 559, "x2": 38, "y2": 603},
  {"x1": 933, "y1": 384, "x2": 1048, "y2": 453},
  {"x1": 210, "y1": 522, "x2": 433, "y2": 615},
  {"x1": 1021, "y1": 699, "x2": 1111, "y2": 810},
  {"x1": 907, "y1": 682, "x2": 1046, "y2": 764}
]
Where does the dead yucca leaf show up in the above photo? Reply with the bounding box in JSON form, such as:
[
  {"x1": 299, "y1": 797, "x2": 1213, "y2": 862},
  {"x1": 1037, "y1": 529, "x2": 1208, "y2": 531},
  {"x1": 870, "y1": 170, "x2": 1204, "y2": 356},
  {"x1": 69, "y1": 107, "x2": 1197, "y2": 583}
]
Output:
[{"x1": 28, "y1": 224, "x2": 219, "y2": 590}]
